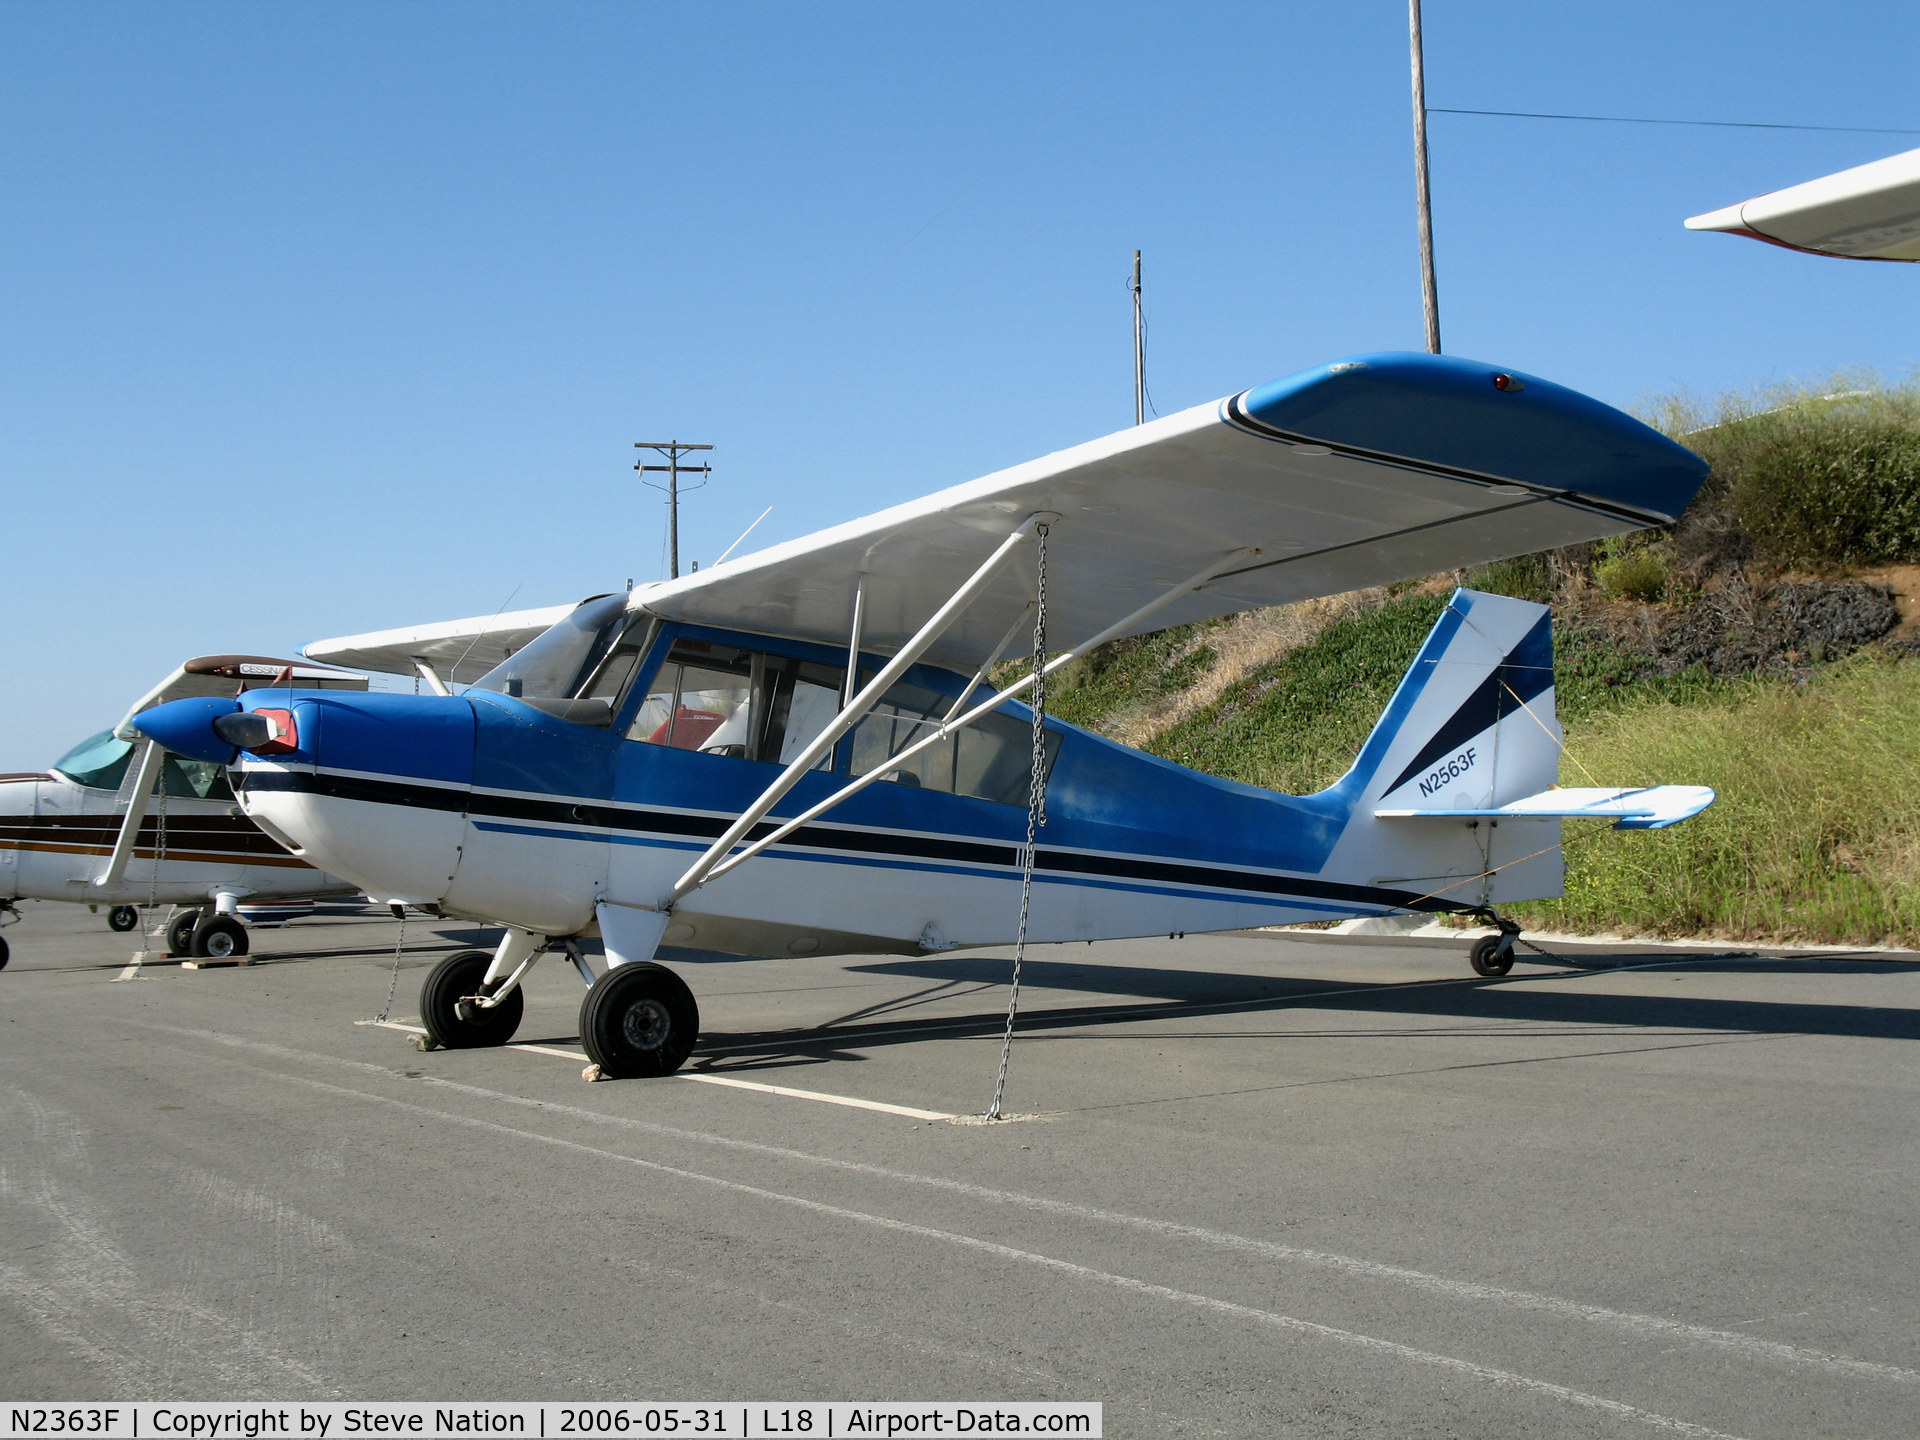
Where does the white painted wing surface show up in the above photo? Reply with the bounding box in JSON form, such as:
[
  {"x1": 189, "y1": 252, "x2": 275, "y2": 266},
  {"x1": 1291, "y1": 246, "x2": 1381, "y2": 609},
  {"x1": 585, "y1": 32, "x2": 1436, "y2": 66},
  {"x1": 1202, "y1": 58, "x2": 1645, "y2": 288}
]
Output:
[
  {"x1": 1377, "y1": 785, "x2": 1717, "y2": 830},
  {"x1": 304, "y1": 602, "x2": 582, "y2": 683},
  {"x1": 1685, "y1": 146, "x2": 1920, "y2": 261},
  {"x1": 627, "y1": 353, "x2": 1711, "y2": 671}
]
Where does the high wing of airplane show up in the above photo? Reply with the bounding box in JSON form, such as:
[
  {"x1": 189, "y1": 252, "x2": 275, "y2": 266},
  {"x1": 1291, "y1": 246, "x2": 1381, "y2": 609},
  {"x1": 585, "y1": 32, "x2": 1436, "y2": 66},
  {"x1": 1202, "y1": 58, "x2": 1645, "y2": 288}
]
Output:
[
  {"x1": 0, "y1": 655, "x2": 366, "y2": 969},
  {"x1": 132, "y1": 351, "x2": 1716, "y2": 1077},
  {"x1": 1685, "y1": 145, "x2": 1920, "y2": 261}
]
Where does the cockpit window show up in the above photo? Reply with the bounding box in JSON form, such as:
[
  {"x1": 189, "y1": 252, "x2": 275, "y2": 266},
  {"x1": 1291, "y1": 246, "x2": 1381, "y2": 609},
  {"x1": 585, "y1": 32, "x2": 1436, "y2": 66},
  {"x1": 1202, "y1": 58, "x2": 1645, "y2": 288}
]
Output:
[
  {"x1": 52, "y1": 731, "x2": 134, "y2": 791},
  {"x1": 471, "y1": 594, "x2": 636, "y2": 701}
]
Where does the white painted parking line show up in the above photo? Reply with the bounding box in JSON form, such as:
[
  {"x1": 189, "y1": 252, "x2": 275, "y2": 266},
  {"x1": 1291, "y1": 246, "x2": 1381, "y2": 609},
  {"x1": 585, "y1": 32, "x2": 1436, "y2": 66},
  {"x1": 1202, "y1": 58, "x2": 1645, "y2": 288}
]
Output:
[
  {"x1": 360, "y1": 1019, "x2": 955, "y2": 1120},
  {"x1": 680, "y1": 1070, "x2": 953, "y2": 1120}
]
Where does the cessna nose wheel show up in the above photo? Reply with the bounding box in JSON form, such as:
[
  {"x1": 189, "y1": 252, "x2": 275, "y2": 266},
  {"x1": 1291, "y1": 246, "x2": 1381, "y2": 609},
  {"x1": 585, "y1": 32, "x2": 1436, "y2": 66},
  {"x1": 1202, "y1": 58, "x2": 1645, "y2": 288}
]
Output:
[
  {"x1": 580, "y1": 962, "x2": 700, "y2": 1078},
  {"x1": 421, "y1": 949, "x2": 525, "y2": 1048},
  {"x1": 108, "y1": 905, "x2": 140, "y2": 932}
]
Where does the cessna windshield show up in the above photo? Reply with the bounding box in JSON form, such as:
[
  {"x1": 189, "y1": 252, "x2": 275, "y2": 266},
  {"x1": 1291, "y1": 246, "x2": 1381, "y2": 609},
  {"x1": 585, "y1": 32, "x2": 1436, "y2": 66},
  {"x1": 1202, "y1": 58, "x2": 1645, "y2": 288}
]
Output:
[{"x1": 52, "y1": 730, "x2": 233, "y2": 799}]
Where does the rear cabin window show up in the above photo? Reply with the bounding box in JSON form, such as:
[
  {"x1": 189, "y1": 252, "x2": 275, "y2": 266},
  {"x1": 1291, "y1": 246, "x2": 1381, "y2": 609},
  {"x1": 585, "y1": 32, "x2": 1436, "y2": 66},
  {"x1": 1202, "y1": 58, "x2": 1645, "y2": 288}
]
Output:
[
  {"x1": 848, "y1": 680, "x2": 1058, "y2": 807},
  {"x1": 628, "y1": 638, "x2": 1058, "y2": 806}
]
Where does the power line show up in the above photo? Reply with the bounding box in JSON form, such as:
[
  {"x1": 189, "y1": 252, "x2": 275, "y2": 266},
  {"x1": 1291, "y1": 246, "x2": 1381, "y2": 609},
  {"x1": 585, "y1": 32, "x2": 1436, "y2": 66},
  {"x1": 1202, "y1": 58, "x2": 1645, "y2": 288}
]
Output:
[{"x1": 1429, "y1": 107, "x2": 1920, "y2": 136}]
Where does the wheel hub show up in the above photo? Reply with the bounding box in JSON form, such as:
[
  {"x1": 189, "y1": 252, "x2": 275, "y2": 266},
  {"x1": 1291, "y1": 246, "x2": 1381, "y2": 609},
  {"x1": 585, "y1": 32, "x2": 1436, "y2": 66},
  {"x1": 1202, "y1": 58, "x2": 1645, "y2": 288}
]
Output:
[{"x1": 621, "y1": 997, "x2": 672, "y2": 1050}]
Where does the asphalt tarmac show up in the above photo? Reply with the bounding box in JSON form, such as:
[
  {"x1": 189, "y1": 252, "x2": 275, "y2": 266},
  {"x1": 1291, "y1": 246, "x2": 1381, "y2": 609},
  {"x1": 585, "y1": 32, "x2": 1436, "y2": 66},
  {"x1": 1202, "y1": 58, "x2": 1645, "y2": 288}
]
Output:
[{"x1": 1, "y1": 899, "x2": 1916, "y2": 1438}]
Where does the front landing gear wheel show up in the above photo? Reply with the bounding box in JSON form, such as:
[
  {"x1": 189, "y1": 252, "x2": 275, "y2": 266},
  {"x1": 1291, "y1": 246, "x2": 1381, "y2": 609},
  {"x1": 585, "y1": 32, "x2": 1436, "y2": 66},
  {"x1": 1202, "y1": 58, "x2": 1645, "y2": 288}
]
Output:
[
  {"x1": 108, "y1": 905, "x2": 139, "y2": 932},
  {"x1": 191, "y1": 914, "x2": 250, "y2": 960},
  {"x1": 166, "y1": 909, "x2": 203, "y2": 957},
  {"x1": 579, "y1": 962, "x2": 699, "y2": 1078},
  {"x1": 420, "y1": 949, "x2": 524, "y2": 1049},
  {"x1": 1469, "y1": 934, "x2": 1515, "y2": 977}
]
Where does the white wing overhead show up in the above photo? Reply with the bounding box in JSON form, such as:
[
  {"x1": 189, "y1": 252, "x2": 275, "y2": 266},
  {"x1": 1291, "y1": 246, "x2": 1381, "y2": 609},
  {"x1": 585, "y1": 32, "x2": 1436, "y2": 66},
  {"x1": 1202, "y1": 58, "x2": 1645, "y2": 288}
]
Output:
[
  {"x1": 304, "y1": 602, "x2": 583, "y2": 684},
  {"x1": 626, "y1": 352, "x2": 1710, "y2": 670},
  {"x1": 1685, "y1": 146, "x2": 1920, "y2": 262}
]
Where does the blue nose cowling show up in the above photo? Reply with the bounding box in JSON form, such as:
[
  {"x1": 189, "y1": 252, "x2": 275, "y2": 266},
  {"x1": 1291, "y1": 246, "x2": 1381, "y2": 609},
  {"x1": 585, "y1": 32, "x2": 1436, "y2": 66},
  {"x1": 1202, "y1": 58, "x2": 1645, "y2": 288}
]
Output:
[{"x1": 130, "y1": 697, "x2": 243, "y2": 763}]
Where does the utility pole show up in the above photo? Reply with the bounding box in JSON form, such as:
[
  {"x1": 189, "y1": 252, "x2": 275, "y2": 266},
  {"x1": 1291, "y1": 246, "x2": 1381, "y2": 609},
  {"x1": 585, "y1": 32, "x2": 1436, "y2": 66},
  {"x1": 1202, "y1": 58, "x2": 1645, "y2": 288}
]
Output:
[
  {"x1": 634, "y1": 441, "x2": 713, "y2": 579},
  {"x1": 1131, "y1": 249, "x2": 1146, "y2": 425},
  {"x1": 1408, "y1": 0, "x2": 1441, "y2": 354}
]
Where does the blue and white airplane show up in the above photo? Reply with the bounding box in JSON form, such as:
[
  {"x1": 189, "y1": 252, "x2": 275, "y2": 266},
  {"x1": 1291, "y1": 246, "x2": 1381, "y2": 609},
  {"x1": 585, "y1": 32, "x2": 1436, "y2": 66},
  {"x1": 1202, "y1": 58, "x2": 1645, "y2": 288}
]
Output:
[{"x1": 133, "y1": 353, "x2": 1716, "y2": 1078}]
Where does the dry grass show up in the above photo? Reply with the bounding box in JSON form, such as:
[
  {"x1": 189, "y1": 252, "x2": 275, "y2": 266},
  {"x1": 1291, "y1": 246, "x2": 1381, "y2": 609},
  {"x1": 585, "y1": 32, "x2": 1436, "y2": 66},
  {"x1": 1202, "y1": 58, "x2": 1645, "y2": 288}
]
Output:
[{"x1": 1103, "y1": 589, "x2": 1391, "y2": 746}]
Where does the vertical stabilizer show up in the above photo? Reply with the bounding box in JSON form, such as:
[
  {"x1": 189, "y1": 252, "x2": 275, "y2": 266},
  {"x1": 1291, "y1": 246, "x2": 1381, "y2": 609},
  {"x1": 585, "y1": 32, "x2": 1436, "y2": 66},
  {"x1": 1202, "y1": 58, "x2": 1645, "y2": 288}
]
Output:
[{"x1": 1321, "y1": 589, "x2": 1567, "y2": 909}]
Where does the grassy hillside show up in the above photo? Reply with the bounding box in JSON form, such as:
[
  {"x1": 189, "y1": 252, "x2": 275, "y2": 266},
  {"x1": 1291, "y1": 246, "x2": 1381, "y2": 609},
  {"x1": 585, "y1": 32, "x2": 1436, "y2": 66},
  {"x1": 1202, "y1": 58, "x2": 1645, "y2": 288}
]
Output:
[{"x1": 1040, "y1": 377, "x2": 1920, "y2": 946}]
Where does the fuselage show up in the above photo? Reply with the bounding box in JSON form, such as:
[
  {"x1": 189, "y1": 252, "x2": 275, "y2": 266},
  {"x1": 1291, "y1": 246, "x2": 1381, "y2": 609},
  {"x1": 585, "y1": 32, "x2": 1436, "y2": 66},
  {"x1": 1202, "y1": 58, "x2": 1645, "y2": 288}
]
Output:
[{"x1": 219, "y1": 602, "x2": 1561, "y2": 957}]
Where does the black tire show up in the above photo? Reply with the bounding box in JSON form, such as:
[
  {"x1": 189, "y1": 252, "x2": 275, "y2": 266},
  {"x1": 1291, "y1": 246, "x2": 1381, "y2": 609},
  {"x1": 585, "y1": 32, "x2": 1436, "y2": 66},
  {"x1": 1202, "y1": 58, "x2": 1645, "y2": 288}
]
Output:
[
  {"x1": 420, "y1": 949, "x2": 524, "y2": 1049},
  {"x1": 166, "y1": 909, "x2": 203, "y2": 957},
  {"x1": 579, "y1": 962, "x2": 699, "y2": 1078},
  {"x1": 0, "y1": 935, "x2": 9, "y2": 971},
  {"x1": 191, "y1": 914, "x2": 250, "y2": 960},
  {"x1": 108, "y1": 905, "x2": 139, "y2": 933},
  {"x1": 1469, "y1": 934, "x2": 1514, "y2": 977}
]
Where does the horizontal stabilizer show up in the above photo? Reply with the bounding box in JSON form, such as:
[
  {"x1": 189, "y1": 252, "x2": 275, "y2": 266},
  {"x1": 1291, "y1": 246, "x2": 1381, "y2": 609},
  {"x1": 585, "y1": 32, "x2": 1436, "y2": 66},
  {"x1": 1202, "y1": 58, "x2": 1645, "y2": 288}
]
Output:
[{"x1": 1376, "y1": 785, "x2": 1715, "y2": 830}]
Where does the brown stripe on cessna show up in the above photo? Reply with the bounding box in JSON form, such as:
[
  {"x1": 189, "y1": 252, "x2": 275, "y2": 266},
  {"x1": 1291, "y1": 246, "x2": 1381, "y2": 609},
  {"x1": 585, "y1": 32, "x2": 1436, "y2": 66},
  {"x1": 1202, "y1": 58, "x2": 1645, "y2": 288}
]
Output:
[{"x1": 0, "y1": 813, "x2": 316, "y2": 869}]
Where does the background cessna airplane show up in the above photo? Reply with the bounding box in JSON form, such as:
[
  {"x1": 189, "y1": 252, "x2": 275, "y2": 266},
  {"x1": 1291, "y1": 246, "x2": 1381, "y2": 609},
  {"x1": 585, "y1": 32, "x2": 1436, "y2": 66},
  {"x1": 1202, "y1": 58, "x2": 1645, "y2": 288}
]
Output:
[
  {"x1": 0, "y1": 655, "x2": 368, "y2": 967},
  {"x1": 135, "y1": 352, "x2": 1716, "y2": 1077}
]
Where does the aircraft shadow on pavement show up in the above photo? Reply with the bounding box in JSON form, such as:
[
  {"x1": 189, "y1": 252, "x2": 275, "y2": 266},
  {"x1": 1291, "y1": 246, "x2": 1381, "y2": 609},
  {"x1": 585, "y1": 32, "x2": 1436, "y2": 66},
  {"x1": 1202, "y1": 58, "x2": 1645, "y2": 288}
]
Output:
[{"x1": 685, "y1": 951, "x2": 1920, "y2": 1070}]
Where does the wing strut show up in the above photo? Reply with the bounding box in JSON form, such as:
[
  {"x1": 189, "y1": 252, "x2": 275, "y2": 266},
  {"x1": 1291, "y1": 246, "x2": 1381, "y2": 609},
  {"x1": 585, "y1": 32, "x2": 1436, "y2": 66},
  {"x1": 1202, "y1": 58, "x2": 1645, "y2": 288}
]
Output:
[
  {"x1": 412, "y1": 657, "x2": 454, "y2": 696},
  {"x1": 686, "y1": 544, "x2": 1259, "y2": 895},
  {"x1": 94, "y1": 740, "x2": 167, "y2": 889},
  {"x1": 667, "y1": 513, "x2": 1055, "y2": 904}
]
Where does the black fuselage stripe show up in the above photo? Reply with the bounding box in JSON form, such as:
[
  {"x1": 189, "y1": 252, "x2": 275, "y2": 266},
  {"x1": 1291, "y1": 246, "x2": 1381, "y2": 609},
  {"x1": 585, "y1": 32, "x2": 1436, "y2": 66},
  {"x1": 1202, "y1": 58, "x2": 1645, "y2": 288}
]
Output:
[{"x1": 240, "y1": 769, "x2": 1440, "y2": 912}]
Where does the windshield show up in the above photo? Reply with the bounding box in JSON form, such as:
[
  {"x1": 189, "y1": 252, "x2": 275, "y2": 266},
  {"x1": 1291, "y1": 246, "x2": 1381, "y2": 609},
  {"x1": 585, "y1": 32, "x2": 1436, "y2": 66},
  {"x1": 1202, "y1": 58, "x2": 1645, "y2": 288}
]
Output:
[
  {"x1": 52, "y1": 730, "x2": 236, "y2": 797},
  {"x1": 53, "y1": 731, "x2": 134, "y2": 790},
  {"x1": 471, "y1": 594, "x2": 636, "y2": 701}
]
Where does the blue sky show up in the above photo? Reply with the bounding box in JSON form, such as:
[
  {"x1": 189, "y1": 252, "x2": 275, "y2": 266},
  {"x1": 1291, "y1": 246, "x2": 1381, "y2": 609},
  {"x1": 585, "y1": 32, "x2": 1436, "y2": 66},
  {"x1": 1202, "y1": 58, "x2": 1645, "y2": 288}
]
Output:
[{"x1": 4, "y1": 1, "x2": 1916, "y2": 769}]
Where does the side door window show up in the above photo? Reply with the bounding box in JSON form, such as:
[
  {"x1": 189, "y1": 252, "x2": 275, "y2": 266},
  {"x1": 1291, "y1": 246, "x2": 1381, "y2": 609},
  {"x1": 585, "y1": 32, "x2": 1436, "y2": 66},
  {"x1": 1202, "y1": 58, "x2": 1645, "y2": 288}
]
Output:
[
  {"x1": 629, "y1": 646, "x2": 757, "y2": 755},
  {"x1": 626, "y1": 638, "x2": 844, "y2": 769}
]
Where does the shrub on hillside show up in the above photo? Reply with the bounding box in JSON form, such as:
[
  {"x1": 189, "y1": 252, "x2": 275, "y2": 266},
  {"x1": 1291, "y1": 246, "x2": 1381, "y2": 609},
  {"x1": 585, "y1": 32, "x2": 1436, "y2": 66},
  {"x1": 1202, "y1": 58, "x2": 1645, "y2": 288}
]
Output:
[
  {"x1": 1593, "y1": 543, "x2": 1668, "y2": 601},
  {"x1": 1653, "y1": 380, "x2": 1920, "y2": 569}
]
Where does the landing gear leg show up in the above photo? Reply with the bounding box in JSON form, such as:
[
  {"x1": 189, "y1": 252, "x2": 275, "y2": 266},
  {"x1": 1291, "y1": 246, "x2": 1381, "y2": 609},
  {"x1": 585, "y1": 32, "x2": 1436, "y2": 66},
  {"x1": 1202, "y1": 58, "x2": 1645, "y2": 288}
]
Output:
[{"x1": 1469, "y1": 914, "x2": 1521, "y2": 977}]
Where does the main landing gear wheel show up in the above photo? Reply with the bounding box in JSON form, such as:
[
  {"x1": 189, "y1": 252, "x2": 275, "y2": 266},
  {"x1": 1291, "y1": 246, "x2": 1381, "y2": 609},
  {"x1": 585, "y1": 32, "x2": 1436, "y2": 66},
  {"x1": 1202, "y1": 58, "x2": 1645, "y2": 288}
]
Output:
[
  {"x1": 420, "y1": 949, "x2": 524, "y2": 1049},
  {"x1": 0, "y1": 935, "x2": 9, "y2": 971},
  {"x1": 579, "y1": 962, "x2": 699, "y2": 1079},
  {"x1": 191, "y1": 914, "x2": 250, "y2": 960},
  {"x1": 166, "y1": 909, "x2": 203, "y2": 957},
  {"x1": 108, "y1": 905, "x2": 139, "y2": 932},
  {"x1": 1469, "y1": 934, "x2": 1515, "y2": 977}
]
